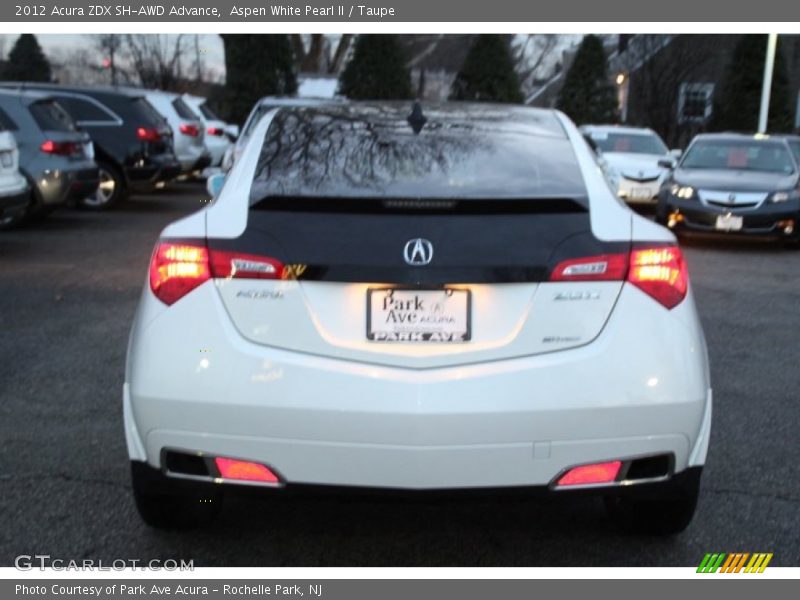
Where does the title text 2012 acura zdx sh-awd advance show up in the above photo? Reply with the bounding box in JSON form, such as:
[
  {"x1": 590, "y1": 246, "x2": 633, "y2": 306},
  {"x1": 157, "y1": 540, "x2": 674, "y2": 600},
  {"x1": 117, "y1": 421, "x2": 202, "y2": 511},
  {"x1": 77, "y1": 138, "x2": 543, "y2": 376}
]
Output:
[{"x1": 125, "y1": 103, "x2": 712, "y2": 535}]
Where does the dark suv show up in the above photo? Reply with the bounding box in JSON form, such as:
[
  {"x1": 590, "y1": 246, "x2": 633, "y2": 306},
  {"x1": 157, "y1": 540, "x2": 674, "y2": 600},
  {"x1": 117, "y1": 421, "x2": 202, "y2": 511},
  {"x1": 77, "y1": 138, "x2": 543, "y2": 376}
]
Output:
[
  {"x1": 0, "y1": 89, "x2": 98, "y2": 228},
  {"x1": 0, "y1": 83, "x2": 181, "y2": 209}
]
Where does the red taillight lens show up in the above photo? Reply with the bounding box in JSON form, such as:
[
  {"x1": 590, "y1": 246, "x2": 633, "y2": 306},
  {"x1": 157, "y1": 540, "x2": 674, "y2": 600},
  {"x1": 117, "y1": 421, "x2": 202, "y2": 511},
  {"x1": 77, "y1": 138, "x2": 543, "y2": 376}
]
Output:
[
  {"x1": 549, "y1": 253, "x2": 628, "y2": 281},
  {"x1": 556, "y1": 461, "x2": 622, "y2": 487},
  {"x1": 149, "y1": 241, "x2": 284, "y2": 305},
  {"x1": 207, "y1": 126, "x2": 224, "y2": 136},
  {"x1": 40, "y1": 140, "x2": 80, "y2": 156},
  {"x1": 137, "y1": 126, "x2": 161, "y2": 142},
  {"x1": 549, "y1": 245, "x2": 688, "y2": 309},
  {"x1": 179, "y1": 123, "x2": 200, "y2": 137},
  {"x1": 214, "y1": 457, "x2": 279, "y2": 483},
  {"x1": 149, "y1": 242, "x2": 210, "y2": 306},
  {"x1": 628, "y1": 246, "x2": 688, "y2": 310},
  {"x1": 208, "y1": 249, "x2": 284, "y2": 280}
]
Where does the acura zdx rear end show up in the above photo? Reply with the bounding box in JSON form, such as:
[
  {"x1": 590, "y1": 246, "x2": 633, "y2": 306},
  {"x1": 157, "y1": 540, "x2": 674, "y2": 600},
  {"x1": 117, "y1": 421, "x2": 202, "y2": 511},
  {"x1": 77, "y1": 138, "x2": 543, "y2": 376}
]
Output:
[{"x1": 125, "y1": 103, "x2": 711, "y2": 534}]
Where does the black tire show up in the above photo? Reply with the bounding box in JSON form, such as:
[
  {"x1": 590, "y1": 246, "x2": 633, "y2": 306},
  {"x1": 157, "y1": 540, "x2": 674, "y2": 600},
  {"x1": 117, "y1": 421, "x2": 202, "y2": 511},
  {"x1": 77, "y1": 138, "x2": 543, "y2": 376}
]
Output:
[
  {"x1": 605, "y1": 471, "x2": 700, "y2": 536},
  {"x1": 80, "y1": 161, "x2": 125, "y2": 210},
  {"x1": 131, "y1": 462, "x2": 223, "y2": 530}
]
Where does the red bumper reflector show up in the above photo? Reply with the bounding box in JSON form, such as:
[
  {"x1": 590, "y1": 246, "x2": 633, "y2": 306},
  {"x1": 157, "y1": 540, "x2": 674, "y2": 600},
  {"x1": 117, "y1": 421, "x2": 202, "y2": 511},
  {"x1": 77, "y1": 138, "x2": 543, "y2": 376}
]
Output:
[
  {"x1": 557, "y1": 460, "x2": 622, "y2": 487},
  {"x1": 214, "y1": 457, "x2": 279, "y2": 483}
]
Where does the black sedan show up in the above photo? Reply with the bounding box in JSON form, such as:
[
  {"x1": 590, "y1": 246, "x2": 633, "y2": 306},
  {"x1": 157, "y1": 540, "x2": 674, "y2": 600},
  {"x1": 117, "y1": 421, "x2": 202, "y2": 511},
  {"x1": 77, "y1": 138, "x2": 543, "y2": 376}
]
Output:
[{"x1": 656, "y1": 133, "x2": 800, "y2": 242}]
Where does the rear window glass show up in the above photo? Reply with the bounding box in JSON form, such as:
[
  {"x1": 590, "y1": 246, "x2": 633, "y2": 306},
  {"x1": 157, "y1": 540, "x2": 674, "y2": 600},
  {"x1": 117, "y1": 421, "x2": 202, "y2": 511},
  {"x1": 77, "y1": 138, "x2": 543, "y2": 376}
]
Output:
[
  {"x1": 172, "y1": 97, "x2": 198, "y2": 120},
  {"x1": 788, "y1": 141, "x2": 800, "y2": 163},
  {"x1": 0, "y1": 107, "x2": 17, "y2": 131},
  {"x1": 29, "y1": 100, "x2": 75, "y2": 132},
  {"x1": 198, "y1": 102, "x2": 220, "y2": 121},
  {"x1": 587, "y1": 131, "x2": 668, "y2": 155},
  {"x1": 250, "y1": 106, "x2": 585, "y2": 204},
  {"x1": 681, "y1": 139, "x2": 795, "y2": 174},
  {"x1": 129, "y1": 97, "x2": 167, "y2": 126},
  {"x1": 56, "y1": 96, "x2": 116, "y2": 123}
]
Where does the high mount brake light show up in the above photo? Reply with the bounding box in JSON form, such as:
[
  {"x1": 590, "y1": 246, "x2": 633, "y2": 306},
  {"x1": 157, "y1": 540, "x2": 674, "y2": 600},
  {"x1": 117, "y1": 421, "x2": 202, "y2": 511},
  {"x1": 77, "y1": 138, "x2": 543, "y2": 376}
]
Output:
[
  {"x1": 550, "y1": 245, "x2": 688, "y2": 309},
  {"x1": 149, "y1": 241, "x2": 284, "y2": 305}
]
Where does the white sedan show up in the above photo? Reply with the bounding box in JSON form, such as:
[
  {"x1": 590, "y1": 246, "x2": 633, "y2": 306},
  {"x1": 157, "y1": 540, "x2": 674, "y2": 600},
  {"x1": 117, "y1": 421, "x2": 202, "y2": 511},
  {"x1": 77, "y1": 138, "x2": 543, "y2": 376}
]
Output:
[{"x1": 125, "y1": 103, "x2": 711, "y2": 535}]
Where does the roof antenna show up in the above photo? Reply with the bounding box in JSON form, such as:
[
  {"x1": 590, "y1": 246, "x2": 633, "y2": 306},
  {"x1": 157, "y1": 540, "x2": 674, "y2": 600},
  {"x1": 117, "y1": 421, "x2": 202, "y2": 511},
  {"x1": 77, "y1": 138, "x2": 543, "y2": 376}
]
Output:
[{"x1": 407, "y1": 101, "x2": 427, "y2": 134}]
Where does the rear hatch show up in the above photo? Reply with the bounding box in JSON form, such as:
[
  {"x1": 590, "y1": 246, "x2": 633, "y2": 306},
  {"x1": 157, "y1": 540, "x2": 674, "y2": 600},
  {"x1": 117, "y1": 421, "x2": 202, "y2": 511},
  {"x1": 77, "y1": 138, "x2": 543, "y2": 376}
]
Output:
[
  {"x1": 210, "y1": 105, "x2": 630, "y2": 369},
  {"x1": 29, "y1": 99, "x2": 94, "y2": 162},
  {"x1": 128, "y1": 96, "x2": 175, "y2": 157}
]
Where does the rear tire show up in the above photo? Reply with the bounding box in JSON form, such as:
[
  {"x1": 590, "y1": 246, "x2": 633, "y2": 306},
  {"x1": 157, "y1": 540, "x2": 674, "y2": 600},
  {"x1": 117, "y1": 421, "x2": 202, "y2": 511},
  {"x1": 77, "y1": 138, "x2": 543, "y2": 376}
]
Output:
[
  {"x1": 80, "y1": 161, "x2": 125, "y2": 210},
  {"x1": 131, "y1": 462, "x2": 223, "y2": 530},
  {"x1": 605, "y1": 472, "x2": 700, "y2": 536}
]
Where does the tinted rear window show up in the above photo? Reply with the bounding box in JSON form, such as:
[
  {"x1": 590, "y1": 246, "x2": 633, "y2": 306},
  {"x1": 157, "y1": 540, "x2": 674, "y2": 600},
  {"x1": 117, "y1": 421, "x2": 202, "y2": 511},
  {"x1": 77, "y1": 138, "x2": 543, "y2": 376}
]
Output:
[
  {"x1": 587, "y1": 131, "x2": 667, "y2": 155},
  {"x1": 250, "y1": 105, "x2": 585, "y2": 204},
  {"x1": 788, "y1": 140, "x2": 800, "y2": 163},
  {"x1": 129, "y1": 97, "x2": 167, "y2": 126},
  {"x1": 172, "y1": 97, "x2": 198, "y2": 120},
  {"x1": 681, "y1": 139, "x2": 795, "y2": 174},
  {"x1": 0, "y1": 107, "x2": 17, "y2": 131},
  {"x1": 198, "y1": 102, "x2": 220, "y2": 121},
  {"x1": 29, "y1": 100, "x2": 75, "y2": 132}
]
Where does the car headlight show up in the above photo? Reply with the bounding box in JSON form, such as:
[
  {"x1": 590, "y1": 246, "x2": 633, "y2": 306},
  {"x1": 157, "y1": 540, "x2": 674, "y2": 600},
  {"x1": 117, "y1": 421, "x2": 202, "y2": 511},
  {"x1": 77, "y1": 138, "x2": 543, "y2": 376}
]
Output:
[
  {"x1": 670, "y1": 184, "x2": 695, "y2": 199},
  {"x1": 770, "y1": 190, "x2": 799, "y2": 203}
]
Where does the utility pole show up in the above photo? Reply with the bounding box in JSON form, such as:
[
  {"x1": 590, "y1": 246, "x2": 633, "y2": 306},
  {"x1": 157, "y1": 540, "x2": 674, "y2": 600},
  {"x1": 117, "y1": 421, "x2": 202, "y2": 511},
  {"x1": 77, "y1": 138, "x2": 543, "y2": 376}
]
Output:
[{"x1": 757, "y1": 34, "x2": 778, "y2": 134}]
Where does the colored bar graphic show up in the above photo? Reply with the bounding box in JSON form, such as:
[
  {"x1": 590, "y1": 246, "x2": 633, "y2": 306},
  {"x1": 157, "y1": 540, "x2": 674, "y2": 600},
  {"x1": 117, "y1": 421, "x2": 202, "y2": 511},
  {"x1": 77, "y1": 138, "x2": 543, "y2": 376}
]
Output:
[{"x1": 698, "y1": 552, "x2": 772, "y2": 573}]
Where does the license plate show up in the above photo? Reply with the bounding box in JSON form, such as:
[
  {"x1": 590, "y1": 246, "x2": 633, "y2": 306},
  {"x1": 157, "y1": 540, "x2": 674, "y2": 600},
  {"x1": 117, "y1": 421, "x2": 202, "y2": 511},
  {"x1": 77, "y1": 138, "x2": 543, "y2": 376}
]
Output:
[
  {"x1": 630, "y1": 187, "x2": 652, "y2": 200},
  {"x1": 715, "y1": 214, "x2": 743, "y2": 231},
  {"x1": 367, "y1": 288, "x2": 471, "y2": 343},
  {"x1": 0, "y1": 151, "x2": 12, "y2": 168}
]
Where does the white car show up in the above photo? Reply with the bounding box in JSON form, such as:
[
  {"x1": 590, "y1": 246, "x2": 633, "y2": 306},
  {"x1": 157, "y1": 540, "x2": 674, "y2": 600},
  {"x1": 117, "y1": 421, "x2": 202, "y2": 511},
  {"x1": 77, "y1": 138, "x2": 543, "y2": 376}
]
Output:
[
  {"x1": 142, "y1": 90, "x2": 211, "y2": 176},
  {"x1": 0, "y1": 130, "x2": 30, "y2": 226},
  {"x1": 581, "y1": 125, "x2": 680, "y2": 206},
  {"x1": 182, "y1": 94, "x2": 236, "y2": 168},
  {"x1": 125, "y1": 103, "x2": 711, "y2": 534}
]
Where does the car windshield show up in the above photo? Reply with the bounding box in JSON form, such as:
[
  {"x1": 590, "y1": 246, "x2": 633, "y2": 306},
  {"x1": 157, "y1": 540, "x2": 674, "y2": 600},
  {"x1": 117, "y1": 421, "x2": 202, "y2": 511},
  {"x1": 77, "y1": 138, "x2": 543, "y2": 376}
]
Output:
[
  {"x1": 29, "y1": 100, "x2": 75, "y2": 132},
  {"x1": 250, "y1": 105, "x2": 586, "y2": 204},
  {"x1": 681, "y1": 139, "x2": 795, "y2": 174},
  {"x1": 588, "y1": 131, "x2": 668, "y2": 155}
]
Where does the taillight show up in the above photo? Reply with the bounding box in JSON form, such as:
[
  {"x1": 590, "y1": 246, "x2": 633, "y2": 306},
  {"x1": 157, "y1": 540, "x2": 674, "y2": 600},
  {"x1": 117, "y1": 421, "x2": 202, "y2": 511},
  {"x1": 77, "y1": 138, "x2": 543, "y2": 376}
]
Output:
[
  {"x1": 149, "y1": 241, "x2": 284, "y2": 305},
  {"x1": 179, "y1": 123, "x2": 200, "y2": 137},
  {"x1": 40, "y1": 140, "x2": 81, "y2": 156},
  {"x1": 628, "y1": 246, "x2": 688, "y2": 310},
  {"x1": 550, "y1": 245, "x2": 688, "y2": 309},
  {"x1": 207, "y1": 126, "x2": 224, "y2": 136},
  {"x1": 137, "y1": 127, "x2": 161, "y2": 142},
  {"x1": 149, "y1": 242, "x2": 210, "y2": 306}
]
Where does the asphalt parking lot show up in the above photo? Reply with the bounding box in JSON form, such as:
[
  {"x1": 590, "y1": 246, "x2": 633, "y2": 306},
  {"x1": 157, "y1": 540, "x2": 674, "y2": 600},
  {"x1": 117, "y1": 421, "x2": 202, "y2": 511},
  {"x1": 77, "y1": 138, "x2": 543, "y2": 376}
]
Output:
[{"x1": 1, "y1": 183, "x2": 798, "y2": 567}]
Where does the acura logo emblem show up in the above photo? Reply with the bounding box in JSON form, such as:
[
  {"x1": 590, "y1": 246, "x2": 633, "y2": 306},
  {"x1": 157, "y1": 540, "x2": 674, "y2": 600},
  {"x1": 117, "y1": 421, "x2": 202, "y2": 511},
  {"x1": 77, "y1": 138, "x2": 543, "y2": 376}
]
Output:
[
  {"x1": 403, "y1": 238, "x2": 434, "y2": 266},
  {"x1": 728, "y1": 193, "x2": 737, "y2": 202}
]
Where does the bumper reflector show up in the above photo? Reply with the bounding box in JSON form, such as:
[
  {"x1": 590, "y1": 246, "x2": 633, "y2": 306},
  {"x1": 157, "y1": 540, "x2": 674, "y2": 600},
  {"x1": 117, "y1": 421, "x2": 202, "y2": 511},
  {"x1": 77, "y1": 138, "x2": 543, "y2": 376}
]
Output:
[
  {"x1": 214, "y1": 457, "x2": 279, "y2": 483},
  {"x1": 556, "y1": 460, "x2": 622, "y2": 487}
]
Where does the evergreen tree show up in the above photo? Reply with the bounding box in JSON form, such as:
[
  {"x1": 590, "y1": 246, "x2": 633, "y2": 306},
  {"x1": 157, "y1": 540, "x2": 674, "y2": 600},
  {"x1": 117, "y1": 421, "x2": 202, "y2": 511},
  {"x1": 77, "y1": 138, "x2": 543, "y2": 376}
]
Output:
[
  {"x1": 338, "y1": 35, "x2": 412, "y2": 100},
  {"x1": 1, "y1": 34, "x2": 51, "y2": 82},
  {"x1": 450, "y1": 35, "x2": 523, "y2": 103},
  {"x1": 556, "y1": 35, "x2": 618, "y2": 124},
  {"x1": 714, "y1": 34, "x2": 792, "y2": 133},
  {"x1": 221, "y1": 34, "x2": 297, "y2": 124}
]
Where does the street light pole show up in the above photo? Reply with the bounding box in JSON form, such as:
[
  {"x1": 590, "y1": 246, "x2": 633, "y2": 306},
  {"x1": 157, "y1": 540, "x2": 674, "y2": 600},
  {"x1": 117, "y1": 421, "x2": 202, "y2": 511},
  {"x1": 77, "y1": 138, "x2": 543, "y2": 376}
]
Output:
[{"x1": 757, "y1": 34, "x2": 778, "y2": 134}]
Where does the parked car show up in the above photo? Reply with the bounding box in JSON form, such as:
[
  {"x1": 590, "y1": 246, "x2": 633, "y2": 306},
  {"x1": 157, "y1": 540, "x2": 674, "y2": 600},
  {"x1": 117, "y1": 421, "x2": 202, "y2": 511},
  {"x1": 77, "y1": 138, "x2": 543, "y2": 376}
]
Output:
[
  {"x1": 222, "y1": 96, "x2": 344, "y2": 171},
  {"x1": 126, "y1": 102, "x2": 711, "y2": 535},
  {"x1": 581, "y1": 125, "x2": 680, "y2": 206},
  {"x1": 141, "y1": 90, "x2": 211, "y2": 177},
  {"x1": 656, "y1": 133, "x2": 800, "y2": 241},
  {"x1": 0, "y1": 89, "x2": 98, "y2": 228},
  {"x1": 0, "y1": 129, "x2": 31, "y2": 227},
  {"x1": 0, "y1": 83, "x2": 182, "y2": 209},
  {"x1": 182, "y1": 94, "x2": 236, "y2": 168}
]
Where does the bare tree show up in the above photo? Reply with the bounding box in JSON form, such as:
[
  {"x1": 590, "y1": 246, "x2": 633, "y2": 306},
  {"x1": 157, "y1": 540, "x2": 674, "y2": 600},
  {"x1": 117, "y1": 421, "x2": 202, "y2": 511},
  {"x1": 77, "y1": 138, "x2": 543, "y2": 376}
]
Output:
[
  {"x1": 90, "y1": 34, "x2": 125, "y2": 85},
  {"x1": 290, "y1": 34, "x2": 354, "y2": 75},
  {"x1": 513, "y1": 35, "x2": 561, "y2": 91},
  {"x1": 125, "y1": 34, "x2": 186, "y2": 90}
]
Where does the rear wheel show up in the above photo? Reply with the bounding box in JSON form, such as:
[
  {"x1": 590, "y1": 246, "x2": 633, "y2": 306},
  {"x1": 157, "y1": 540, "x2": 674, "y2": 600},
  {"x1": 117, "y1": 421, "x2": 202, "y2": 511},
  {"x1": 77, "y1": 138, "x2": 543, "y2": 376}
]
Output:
[
  {"x1": 604, "y1": 472, "x2": 700, "y2": 536},
  {"x1": 81, "y1": 161, "x2": 125, "y2": 210},
  {"x1": 131, "y1": 462, "x2": 223, "y2": 529}
]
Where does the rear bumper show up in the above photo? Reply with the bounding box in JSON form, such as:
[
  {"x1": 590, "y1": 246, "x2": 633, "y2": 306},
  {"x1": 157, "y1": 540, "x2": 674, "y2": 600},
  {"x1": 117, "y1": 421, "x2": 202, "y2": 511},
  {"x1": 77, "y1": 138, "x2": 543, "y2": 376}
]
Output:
[
  {"x1": 126, "y1": 156, "x2": 182, "y2": 191},
  {"x1": 660, "y1": 196, "x2": 800, "y2": 236},
  {"x1": 0, "y1": 182, "x2": 30, "y2": 216},
  {"x1": 126, "y1": 283, "x2": 711, "y2": 490},
  {"x1": 177, "y1": 151, "x2": 212, "y2": 174},
  {"x1": 33, "y1": 167, "x2": 99, "y2": 206}
]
